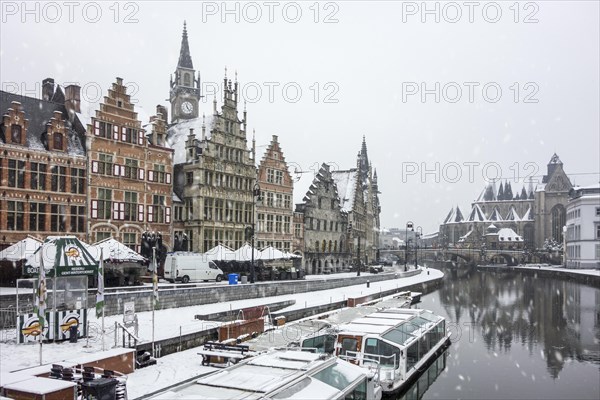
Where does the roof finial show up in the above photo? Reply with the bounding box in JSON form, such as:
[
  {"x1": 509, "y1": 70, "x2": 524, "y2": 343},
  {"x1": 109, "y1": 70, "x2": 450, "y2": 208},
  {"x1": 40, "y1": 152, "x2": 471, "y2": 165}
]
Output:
[
  {"x1": 224, "y1": 66, "x2": 228, "y2": 79},
  {"x1": 235, "y1": 70, "x2": 238, "y2": 82}
]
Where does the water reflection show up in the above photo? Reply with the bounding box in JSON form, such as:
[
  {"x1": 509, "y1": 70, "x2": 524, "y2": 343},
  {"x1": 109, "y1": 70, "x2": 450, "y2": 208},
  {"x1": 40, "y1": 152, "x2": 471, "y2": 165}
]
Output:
[
  {"x1": 436, "y1": 269, "x2": 600, "y2": 379},
  {"x1": 407, "y1": 267, "x2": 600, "y2": 399},
  {"x1": 392, "y1": 351, "x2": 448, "y2": 400}
]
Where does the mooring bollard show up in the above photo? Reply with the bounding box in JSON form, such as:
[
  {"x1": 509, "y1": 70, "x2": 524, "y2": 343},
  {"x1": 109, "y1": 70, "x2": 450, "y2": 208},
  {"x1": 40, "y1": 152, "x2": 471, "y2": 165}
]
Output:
[{"x1": 367, "y1": 280, "x2": 370, "y2": 288}]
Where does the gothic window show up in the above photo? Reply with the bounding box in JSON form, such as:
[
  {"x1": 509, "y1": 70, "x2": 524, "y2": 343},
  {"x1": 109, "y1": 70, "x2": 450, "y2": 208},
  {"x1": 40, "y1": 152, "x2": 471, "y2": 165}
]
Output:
[
  {"x1": 551, "y1": 205, "x2": 566, "y2": 242},
  {"x1": 184, "y1": 73, "x2": 191, "y2": 86},
  {"x1": 204, "y1": 198, "x2": 213, "y2": 221},
  {"x1": 215, "y1": 200, "x2": 224, "y2": 221}
]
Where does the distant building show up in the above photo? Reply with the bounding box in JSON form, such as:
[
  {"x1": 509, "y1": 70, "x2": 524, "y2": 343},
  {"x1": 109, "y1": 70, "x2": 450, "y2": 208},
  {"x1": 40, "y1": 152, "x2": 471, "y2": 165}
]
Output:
[
  {"x1": 566, "y1": 184, "x2": 600, "y2": 269},
  {"x1": 255, "y1": 135, "x2": 294, "y2": 252},
  {"x1": 296, "y1": 164, "x2": 350, "y2": 274},
  {"x1": 439, "y1": 154, "x2": 572, "y2": 250},
  {"x1": 0, "y1": 80, "x2": 88, "y2": 248}
]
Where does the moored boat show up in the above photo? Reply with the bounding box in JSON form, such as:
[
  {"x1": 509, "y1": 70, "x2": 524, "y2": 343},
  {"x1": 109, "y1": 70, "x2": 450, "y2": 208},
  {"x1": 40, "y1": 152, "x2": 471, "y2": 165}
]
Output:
[
  {"x1": 148, "y1": 349, "x2": 382, "y2": 399},
  {"x1": 299, "y1": 308, "x2": 450, "y2": 395}
]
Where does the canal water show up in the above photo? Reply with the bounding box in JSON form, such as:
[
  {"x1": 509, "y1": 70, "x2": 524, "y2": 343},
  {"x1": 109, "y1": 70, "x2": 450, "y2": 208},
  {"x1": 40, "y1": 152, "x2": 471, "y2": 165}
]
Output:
[{"x1": 399, "y1": 267, "x2": 600, "y2": 400}]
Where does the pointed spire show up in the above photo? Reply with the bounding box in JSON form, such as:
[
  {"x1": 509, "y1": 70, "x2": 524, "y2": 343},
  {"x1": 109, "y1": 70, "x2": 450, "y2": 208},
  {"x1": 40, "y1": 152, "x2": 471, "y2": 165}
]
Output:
[{"x1": 177, "y1": 21, "x2": 194, "y2": 69}]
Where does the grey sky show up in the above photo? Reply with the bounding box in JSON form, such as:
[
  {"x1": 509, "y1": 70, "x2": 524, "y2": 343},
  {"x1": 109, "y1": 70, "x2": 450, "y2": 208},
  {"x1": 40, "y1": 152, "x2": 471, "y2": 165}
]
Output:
[{"x1": 1, "y1": 1, "x2": 598, "y2": 233}]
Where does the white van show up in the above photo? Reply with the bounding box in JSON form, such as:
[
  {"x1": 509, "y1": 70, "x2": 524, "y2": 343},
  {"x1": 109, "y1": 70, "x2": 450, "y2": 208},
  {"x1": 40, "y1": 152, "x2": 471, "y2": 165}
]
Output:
[{"x1": 164, "y1": 252, "x2": 224, "y2": 283}]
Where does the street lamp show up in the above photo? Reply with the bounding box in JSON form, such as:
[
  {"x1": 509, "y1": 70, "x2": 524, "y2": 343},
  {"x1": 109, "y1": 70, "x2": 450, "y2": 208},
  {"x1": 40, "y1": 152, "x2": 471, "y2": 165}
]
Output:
[
  {"x1": 250, "y1": 183, "x2": 261, "y2": 283},
  {"x1": 405, "y1": 221, "x2": 413, "y2": 272},
  {"x1": 415, "y1": 226, "x2": 422, "y2": 269}
]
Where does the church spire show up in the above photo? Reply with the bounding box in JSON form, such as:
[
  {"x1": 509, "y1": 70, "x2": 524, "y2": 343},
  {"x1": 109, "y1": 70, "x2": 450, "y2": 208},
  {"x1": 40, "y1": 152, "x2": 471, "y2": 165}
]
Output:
[{"x1": 178, "y1": 21, "x2": 194, "y2": 69}]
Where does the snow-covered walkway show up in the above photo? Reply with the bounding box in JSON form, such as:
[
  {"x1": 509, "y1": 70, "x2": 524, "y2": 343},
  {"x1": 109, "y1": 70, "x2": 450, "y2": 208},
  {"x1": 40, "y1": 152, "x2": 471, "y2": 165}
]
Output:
[{"x1": 1, "y1": 266, "x2": 442, "y2": 398}]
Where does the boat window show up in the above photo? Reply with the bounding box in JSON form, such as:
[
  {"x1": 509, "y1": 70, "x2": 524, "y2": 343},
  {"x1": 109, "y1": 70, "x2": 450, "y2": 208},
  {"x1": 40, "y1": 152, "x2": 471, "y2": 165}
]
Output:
[
  {"x1": 382, "y1": 328, "x2": 414, "y2": 346},
  {"x1": 419, "y1": 311, "x2": 440, "y2": 322},
  {"x1": 407, "y1": 342, "x2": 419, "y2": 371},
  {"x1": 363, "y1": 338, "x2": 400, "y2": 368},
  {"x1": 419, "y1": 334, "x2": 430, "y2": 356},
  {"x1": 340, "y1": 337, "x2": 358, "y2": 357},
  {"x1": 302, "y1": 334, "x2": 336, "y2": 354},
  {"x1": 344, "y1": 378, "x2": 367, "y2": 400},
  {"x1": 312, "y1": 363, "x2": 360, "y2": 391}
]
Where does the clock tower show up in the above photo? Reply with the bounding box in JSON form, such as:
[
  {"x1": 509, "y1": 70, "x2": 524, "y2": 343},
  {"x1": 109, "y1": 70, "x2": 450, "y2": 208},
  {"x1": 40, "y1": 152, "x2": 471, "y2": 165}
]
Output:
[{"x1": 170, "y1": 21, "x2": 201, "y2": 123}]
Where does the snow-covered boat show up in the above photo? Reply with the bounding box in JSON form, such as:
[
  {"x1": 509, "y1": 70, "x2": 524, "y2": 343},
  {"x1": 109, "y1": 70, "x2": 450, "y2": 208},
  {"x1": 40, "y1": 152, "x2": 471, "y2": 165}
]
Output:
[
  {"x1": 299, "y1": 308, "x2": 450, "y2": 395},
  {"x1": 148, "y1": 349, "x2": 382, "y2": 400}
]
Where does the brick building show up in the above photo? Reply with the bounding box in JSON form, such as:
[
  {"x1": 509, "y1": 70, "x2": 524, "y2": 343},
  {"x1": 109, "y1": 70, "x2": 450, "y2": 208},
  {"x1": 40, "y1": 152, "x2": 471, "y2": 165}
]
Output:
[
  {"x1": 0, "y1": 80, "x2": 88, "y2": 249},
  {"x1": 86, "y1": 78, "x2": 173, "y2": 251},
  {"x1": 255, "y1": 135, "x2": 294, "y2": 252}
]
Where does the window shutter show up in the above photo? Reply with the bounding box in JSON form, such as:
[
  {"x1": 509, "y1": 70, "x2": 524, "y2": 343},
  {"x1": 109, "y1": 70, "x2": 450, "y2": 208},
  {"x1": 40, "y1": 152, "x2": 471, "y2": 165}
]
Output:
[
  {"x1": 147, "y1": 205, "x2": 154, "y2": 222},
  {"x1": 121, "y1": 126, "x2": 127, "y2": 142},
  {"x1": 138, "y1": 204, "x2": 144, "y2": 222},
  {"x1": 119, "y1": 202, "x2": 125, "y2": 220},
  {"x1": 113, "y1": 164, "x2": 120, "y2": 176},
  {"x1": 138, "y1": 130, "x2": 144, "y2": 145},
  {"x1": 92, "y1": 161, "x2": 99, "y2": 173},
  {"x1": 94, "y1": 121, "x2": 100, "y2": 136},
  {"x1": 166, "y1": 173, "x2": 171, "y2": 184},
  {"x1": 91, "y1": 200, "x2": 98, "y2": 218},
  {"x1": 113, "y1": 202, "x2": 120, "y2": 220},
  {"x1": 120, "y1": 165, "x2": 125, "y2": 177},
  {"x1": 148, "y1": 170, "x2": 154, "y2": 182},
  {"x1": 138, "y1": 168, "x2": 145, "y2": 180},
  {"x1": 113, "y1": 125, "x2": 119, "y2": 140},
  {"x1": 166, "y1": 207, "x2": 171, "y2": 223}
]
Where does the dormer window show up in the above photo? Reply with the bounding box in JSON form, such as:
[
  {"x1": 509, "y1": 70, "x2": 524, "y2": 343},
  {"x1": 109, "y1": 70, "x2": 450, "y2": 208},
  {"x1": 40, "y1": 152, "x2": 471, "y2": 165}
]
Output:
[
  {"x1": 53, "y1": 132, "x2": 63, "y2": 151},
  {"x1": 117, "y1": 100, "x2": 123, "y2": 108},
  {"x1": 11, "y1": 124, "x2": 22, "y2": 144}
]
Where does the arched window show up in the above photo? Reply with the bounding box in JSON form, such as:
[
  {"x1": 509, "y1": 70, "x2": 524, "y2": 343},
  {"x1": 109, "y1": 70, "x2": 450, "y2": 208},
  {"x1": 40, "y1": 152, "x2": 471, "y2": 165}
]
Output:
[
  {"x1": 334, "y1": 241, "x2": 338, "y2": 253},
  {"x1": 315, "y1": 240, "x2": 319, "y2": 252},
  {"x1": 184, "y1": 73, "x2": 191, "y2": 86},
  {"x1": 329, "y1": 240, "x2": 332, "y2": 252},
  {"x1": 524, "y1": 224, "x2": 534, "y2": 247},
  {"x1": 551, "y1": 205, "x2": 566, "y2": 243},
  {"x1": 322, "y1": 240, "x2": 327, "y2": 252}
]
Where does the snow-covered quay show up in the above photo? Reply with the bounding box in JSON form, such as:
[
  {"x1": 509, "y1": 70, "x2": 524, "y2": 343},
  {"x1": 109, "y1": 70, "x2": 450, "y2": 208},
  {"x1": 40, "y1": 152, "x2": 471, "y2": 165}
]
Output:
[{"x1": 1, "y1": 266, "x2": 443, "y2": 398}]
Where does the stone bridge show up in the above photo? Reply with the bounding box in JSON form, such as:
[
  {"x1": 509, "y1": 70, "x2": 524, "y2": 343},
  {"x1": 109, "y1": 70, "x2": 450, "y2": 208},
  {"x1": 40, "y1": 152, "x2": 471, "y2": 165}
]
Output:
[{"x1": 380, "y1": 248, "x2": 555, "y2": 267}]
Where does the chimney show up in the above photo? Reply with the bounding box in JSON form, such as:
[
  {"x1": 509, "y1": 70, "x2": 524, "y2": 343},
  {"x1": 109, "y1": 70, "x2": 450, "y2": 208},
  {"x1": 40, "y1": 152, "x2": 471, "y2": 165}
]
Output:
[
  {"x1": 65, "y1": 84, "x2": 81, "y2": 114},
  {"x1": 157, "y1": 104, "x2": 168, "y2": 123},
  {"x1": 42, "y1": 78, "x2": 55, "y2": 101}
]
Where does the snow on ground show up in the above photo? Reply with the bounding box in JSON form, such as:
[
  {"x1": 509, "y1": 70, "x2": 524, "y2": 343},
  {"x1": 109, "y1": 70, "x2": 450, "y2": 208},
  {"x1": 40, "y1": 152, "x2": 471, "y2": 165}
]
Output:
[{"x1": 0, "y1": 267, "x2": 443, "y2": 397}]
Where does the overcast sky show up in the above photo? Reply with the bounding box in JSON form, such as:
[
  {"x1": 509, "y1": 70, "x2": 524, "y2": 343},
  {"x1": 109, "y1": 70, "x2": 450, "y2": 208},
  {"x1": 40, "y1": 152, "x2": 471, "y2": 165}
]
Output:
[{"x1": 2, "y1": 1, "x2": 599, "y2": 233}]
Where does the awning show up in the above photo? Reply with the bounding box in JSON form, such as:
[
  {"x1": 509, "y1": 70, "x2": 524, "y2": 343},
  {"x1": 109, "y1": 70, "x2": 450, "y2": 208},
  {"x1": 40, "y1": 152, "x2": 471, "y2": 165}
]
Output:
[
  {"x1": 25, "y1": 236, "x2": 100, "y2": 277},
  {"x1": 92, "y1": 238, "x2": 146, "y2": 263},
  {"x1": 0, "y1": 236, "x2": 42, "y2": 261}
]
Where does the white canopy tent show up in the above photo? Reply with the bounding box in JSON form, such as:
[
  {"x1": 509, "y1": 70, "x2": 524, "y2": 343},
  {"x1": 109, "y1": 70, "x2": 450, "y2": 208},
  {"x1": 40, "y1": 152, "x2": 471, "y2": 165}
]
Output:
[
  {"x1": 260, "y1": 246, "x2": 289, "y2": 260},
  {"x1": 232, "y1": 243, "x2": 261, "y2": 262},
  {"x1": 0, "y1": 236, "x2": 43, "y2": 261},
  {"x1": 92, "y1": 238, "x2": 146, "y2": 263},
  {"x1": 204, "y1": 244, "x2": 236, "y2": 261}
]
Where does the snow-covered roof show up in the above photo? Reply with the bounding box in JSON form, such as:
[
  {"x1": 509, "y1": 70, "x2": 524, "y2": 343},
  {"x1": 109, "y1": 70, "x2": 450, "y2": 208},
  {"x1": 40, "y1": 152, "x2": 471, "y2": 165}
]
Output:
[
  {"x1": 489, "y1": 208, "x2": 504, "y2": 221},
  {"x1": 458, "y1": 230, "x2": 473, "y2": 242},
  {"x1": 497, "y1": 228, "x2": 523, "y2": 242},
  {"x1": 166, "y1": 115, "x2": 215, "y2": 165},
  {"x1": 443, "y1": 206, "x2": 464, "y2": 224},
  {"x1": 505, "y1": 206, "x2": 520, "y2": 221},
  {"x1": 521, "y1": 205, "x2": 533, "y2": 221},
  {"x1": 468, "y1": 204, "x2": 486, "y2": 222},
  {"x1": 332, "y1": 169, "x2": 358, "y2": 213}
]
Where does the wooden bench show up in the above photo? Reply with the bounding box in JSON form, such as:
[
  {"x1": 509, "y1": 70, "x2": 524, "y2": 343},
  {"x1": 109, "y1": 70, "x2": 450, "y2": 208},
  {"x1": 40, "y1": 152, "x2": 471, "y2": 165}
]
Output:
[{"x1": 198, "y1": 342, "x2": 255, "y2": 366}]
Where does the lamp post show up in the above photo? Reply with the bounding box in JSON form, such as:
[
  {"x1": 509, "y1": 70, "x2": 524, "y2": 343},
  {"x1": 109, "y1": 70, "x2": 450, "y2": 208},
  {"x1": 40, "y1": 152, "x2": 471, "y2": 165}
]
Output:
[
  {"x1": 405, "y1": 221, "x2": 413, "y2": 272},
  {"x1": 251, "y1": 183, "x2": 261, "y2": 283},
  {"x1": 415, "y1": 226, "x2": 422, "y2": 269}
]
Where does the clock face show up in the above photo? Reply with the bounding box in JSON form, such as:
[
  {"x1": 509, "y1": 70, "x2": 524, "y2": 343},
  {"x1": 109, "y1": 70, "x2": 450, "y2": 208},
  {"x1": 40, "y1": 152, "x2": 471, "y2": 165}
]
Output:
[{"x1": 181, "y1": 101, "x2": 193, "y2": 115}]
